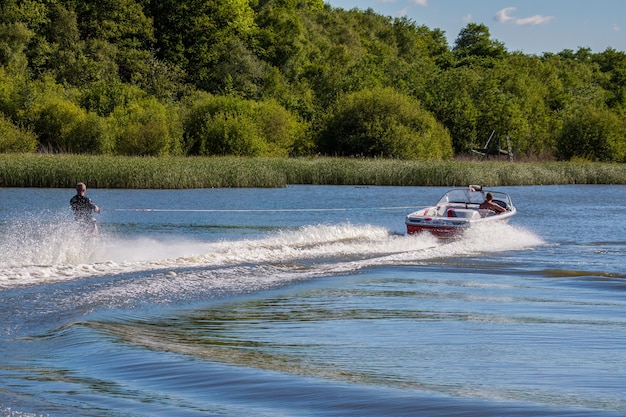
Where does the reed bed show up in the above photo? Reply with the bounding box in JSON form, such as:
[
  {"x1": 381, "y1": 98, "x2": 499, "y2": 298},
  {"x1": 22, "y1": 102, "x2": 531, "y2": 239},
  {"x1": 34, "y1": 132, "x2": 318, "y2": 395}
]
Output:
[{"x1": 1, "y1": 154, "x2": 625, "y2": 188}]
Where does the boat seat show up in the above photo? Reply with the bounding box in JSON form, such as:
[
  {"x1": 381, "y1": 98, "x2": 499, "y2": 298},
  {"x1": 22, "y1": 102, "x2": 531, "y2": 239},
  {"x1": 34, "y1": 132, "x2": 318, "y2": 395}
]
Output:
[
  {"x1": 447, "y1": 208, "x2": 481, "y2": 219},
  {"x1": 492, "y1": 199, "x2": 507, "y2": 209}
]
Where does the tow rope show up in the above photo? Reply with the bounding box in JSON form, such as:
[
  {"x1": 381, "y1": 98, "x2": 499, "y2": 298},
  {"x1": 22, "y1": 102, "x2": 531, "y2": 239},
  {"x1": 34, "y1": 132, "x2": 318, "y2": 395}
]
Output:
[{"x1": 104, "y1": 206, "x2": 426, "y2": 213}]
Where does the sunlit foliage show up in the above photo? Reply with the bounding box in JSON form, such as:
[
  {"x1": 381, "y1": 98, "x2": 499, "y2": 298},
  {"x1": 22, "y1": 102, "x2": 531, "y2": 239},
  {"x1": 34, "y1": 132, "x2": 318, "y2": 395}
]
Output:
[
  {"x1": 0, "y1": 0, "x2": 625, "y2": 161},
  {"x1": 318, "y1": 87, "x2": 452, "y2": 159}
]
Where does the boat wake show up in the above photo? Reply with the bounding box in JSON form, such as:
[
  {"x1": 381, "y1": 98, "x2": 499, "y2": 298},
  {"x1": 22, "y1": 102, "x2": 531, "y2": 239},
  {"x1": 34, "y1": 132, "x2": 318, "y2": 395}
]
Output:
[{"x1": 0, "y1": 221, "x2": 543, "y2": 291}]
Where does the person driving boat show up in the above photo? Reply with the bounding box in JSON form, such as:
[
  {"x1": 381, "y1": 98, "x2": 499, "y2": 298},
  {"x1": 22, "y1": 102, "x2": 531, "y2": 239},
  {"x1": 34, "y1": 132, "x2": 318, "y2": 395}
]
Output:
[{"x1": 479, "y1": 192, "x2": 506, "y2": 213}]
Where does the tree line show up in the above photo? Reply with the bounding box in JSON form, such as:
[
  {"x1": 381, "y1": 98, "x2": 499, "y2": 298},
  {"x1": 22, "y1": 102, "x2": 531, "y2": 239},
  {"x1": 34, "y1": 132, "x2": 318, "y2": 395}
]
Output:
[{"x1": 1, "y1": 0, "x2": 625, "y2": 161}]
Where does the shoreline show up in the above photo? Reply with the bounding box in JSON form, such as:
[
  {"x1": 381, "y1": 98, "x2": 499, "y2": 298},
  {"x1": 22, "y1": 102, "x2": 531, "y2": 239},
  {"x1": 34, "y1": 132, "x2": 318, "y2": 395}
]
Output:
[{"x1": 1, "y1": 154, "x2": 625, "y2": 188}]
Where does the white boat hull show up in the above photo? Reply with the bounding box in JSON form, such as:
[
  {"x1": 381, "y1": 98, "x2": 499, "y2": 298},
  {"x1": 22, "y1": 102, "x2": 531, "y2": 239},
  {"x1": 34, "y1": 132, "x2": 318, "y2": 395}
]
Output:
[{"x1": 405, "y1": 187, "x2": 517, "y2": 238}]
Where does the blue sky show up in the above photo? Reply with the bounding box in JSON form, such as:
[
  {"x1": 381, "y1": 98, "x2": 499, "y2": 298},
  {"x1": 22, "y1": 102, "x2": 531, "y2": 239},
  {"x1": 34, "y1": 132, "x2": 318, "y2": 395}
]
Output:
[{"x1": 324, "y1": 0, "x2": 626, "y2": 55}]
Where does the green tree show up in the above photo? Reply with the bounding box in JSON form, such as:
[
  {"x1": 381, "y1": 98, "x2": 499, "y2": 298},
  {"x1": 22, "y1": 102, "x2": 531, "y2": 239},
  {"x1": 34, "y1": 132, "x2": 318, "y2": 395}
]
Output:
[
  {"x1": 453, "y1": 23, "x2": 507, "y2": 62},
  {"x1": 129, "y1": 51, "x2": 187, "y2": 102},
  {"x1": 148, "y1": 0, "x2": 257, "y2": 92},
  {"x1": 6, "y1": 0, "x2": 626, "y2": 162},
  {"x1": 392, "y1": 18, "x2": 449, "y2": 62},
  {"x1": 0, "y1": 22, "x2": 33, "y2": 73},
  {"x1": 426, "y1": 67, "x2": 480, "y2": 154},
  {"x1": 73, "y1": 0, "x2": 155, "y2": 83},
  {"x1": 592, "y1": 47, "x2": 626, "y2": 108},
  {"x1": 254, "y1": 0, "x2": 308, "y2": 71},
  {"x1": 73, "y1": 0, "x2": 154, "y2": 48},
  {"x1": 298, "y1": 9, "x2": 366, "y2": 109},
  {"x1": 254, "y1": 99, "x2": 306, "y2": 156},
  {"x1": 490, "y1": 54, "x2": 561, "y2": 158},
  {"x1": 40, "y1": 5, "x2": 123, "y2": 87},
  {"x1": 209, "y1": 38, "x2": 272, "y2": 98},
  {"x1": 0, "y1": 0, "x2": 48, "y2": 73}
]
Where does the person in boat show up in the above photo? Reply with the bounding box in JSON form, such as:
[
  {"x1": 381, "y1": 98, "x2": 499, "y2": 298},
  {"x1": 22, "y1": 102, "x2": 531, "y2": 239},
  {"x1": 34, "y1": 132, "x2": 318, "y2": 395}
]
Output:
[
  {"x1": 70, "y1": 182, "x2": 100, "y2": 236},
  {"x1": 479, "y1": 192, "x2": 506, "y2": 214}
]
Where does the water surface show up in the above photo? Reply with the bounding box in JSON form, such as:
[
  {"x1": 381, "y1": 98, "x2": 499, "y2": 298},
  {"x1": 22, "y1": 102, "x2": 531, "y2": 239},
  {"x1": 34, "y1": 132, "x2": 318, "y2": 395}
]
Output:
[{"x1": 1, "y1": 185, "x2": 625, "y2": 416}]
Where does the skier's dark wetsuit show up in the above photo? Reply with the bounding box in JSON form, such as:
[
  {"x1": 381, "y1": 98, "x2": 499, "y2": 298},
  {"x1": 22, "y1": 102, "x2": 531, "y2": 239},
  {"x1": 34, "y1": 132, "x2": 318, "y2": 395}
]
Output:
[{"x1": 70, "y1": 194, "x2": 98, "y2": 232}]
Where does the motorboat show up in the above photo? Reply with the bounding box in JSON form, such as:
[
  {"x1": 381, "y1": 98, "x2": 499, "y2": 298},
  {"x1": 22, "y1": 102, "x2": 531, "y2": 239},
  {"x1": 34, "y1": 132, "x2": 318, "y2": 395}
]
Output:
[{"x1": 405, "y1": 185, "x2": 516, "y2": 238}]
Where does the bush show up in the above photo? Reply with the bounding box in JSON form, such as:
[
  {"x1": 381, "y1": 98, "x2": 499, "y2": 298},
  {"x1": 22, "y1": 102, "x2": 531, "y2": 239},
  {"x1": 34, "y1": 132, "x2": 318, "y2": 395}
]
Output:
[
  {"x1": 0, "y1": 67, "x2": 27, "y2": 118},
  {"x1": 317, "y1": 87, "x2": 453, "y2": 159},
  {"x1": 69, "y1": 113, "x2": 115, "y2": 154},
  {"x1": 33, "y1": 97, "x2": 85, "y2": 152},
  {"x1": 113, "y1": 97, "x2": 177, "y2": 156},
  {"x1": 557, "y1": 106, "x2": 626, "y2": 162},
  {"x1": 32, "y1": 96, "x2": 113, "y2": 154},
  {"x1": 80, "y1": 79, "x2": 132, "y2": 117},
  {"x1": 254, "y1": 100, "x2": 306, "y2": 156},
  {"x1": 183, "y1": 94, "x2": 302, "y2": 156},
  {"x1": 0, "y1": 114, "x2": 37, "y2": 152},
  {"x1": 198, "y1": 112, "x2": 266, "y2": 156}
]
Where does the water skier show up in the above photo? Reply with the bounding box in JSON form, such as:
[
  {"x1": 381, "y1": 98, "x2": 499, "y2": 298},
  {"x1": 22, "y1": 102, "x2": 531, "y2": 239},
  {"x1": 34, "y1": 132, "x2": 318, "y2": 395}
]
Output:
[{"x1": 70, "y1": 182, "x2": 100, "y2": 236}]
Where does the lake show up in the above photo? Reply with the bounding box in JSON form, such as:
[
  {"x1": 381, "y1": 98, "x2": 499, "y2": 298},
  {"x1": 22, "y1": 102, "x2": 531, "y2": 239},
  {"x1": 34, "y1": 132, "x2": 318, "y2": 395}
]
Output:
[{"x1": 1, "y1": 185, "x2": 625, "y2": 416}]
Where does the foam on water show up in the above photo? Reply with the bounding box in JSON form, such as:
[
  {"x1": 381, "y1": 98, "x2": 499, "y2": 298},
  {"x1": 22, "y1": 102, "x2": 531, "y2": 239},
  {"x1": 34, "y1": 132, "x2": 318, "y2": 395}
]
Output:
[{"x1": 0, "y1": 219, "x2": 544, "y2": 290}]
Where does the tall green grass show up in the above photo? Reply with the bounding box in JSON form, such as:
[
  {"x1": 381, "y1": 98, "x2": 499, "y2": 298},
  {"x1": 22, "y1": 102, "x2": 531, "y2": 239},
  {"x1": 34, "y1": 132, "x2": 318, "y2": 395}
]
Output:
[{"x1": 1, "y1": 154, "x2": 625, "y2": 188}]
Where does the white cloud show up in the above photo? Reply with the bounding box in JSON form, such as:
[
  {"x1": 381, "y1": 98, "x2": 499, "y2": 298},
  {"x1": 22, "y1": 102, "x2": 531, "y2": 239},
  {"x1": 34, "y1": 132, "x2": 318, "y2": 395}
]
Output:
[
  {"x1": 412, "y1": 0, "x2": 428, "y2": 6},
  {"x1": 495, "y1": 7, "x2": 516, "y2": 23},
  {"x1": 515, "y1": 15, "x2": 555, "y2": 26},
  {"x1": 494, "y1": 7, "x2": 554, "y2": 26},
  {"x1": 462, "y1": 13, "x2": 472, "y2": 24},
  {"x1": 613, "y1": 24, "x2": 620, "y2": 32},
  {"x1": 396, "y1": 7, "x2": 410, "y2": 17}
]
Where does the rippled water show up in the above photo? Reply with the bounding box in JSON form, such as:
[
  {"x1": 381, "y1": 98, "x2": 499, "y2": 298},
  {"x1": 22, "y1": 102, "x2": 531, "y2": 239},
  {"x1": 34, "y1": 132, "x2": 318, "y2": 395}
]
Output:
[{"x1": 1, "y1": 185, "x2": 625, "y2": 416}]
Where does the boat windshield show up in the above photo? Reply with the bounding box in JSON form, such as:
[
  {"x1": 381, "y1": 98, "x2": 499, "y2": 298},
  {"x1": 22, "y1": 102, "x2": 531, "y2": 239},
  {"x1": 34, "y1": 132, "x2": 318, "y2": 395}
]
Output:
[{"x1": 436, "y1": 189, "x2": 512, "y2": 206}]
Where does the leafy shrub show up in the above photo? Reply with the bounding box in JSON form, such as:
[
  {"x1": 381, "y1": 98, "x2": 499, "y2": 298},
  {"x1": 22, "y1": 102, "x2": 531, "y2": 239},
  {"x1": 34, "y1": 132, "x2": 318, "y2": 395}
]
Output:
[
  {"x1": 113, "y1": 97, "x2": 177, "y2": 156},
  {"x1": 0, "y1": 67, "x2": 27, "y2": 118},
  {"x1": 80, "y1": 79, "x2": 135, "y2": 117},
  {"x1": 199, "y1": 111, "x2": 266, "y2": 156},
  {"x1": 69, "y1": 113, "x2": 115, "y2": 154},
  {"x1": 254, "y1": 100, "x2": 305, "y2": 156},
  {"x1": 183, "y1": 94, "x2": 302, "y2": 156},
  {"x1": 32, "y1": 95, "x2": 112, "y2": 154},
  {"x1": 317, "y1": 87, "x2": 453, "y2": 159},
  {"x1": 557, "y1": 106, "x2": 626, "y2": 162},
  {"x1": 0, "y1": 113, "x2": 37, "y2": 152},
  {"x1": 33, "y1": 97, "x2": 86, "y2": 152}
]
